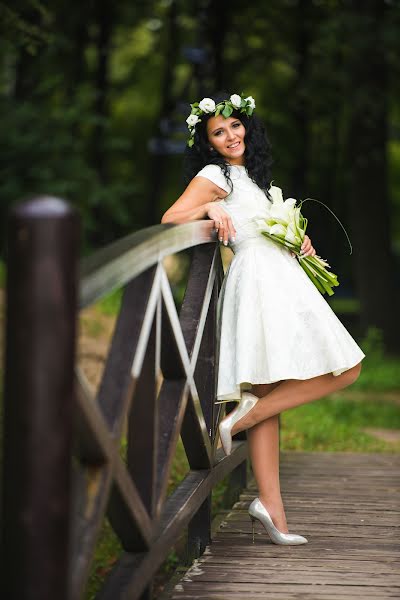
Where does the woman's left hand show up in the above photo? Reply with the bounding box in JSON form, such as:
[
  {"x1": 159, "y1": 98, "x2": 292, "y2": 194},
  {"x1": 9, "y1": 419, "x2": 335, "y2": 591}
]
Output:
[{"x1": 291, "y1": 234, "x2": 316, "y2": 258}]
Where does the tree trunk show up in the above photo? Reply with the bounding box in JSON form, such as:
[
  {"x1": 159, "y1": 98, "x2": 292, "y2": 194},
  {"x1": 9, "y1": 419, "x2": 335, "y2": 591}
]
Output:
[
  {"x1": 345, "y1": 0, "x2": 399, "y2": 353},
  {"x1": 145, "y1": 0, "x2": 179, "y2": 228},
  {"x1": 208, "y1": 0, "x2": 228, "y2": 91},
  {"x1": 290, "y1": 0, "x2": 313, "y2": 199},
  {"x1": 92, "y1": 0, "x2": 113, "y2": 180},
  {"x1": 88, "y1": 0, "x2": 114, "y2": 246}
]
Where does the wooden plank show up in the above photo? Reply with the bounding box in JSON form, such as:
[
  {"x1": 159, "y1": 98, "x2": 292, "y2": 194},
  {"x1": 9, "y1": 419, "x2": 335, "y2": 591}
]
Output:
[
  {"x1": 161, "y1": 451, "x2": 400, "y2": 600},
  {"x1": 168, "y1": 585, "x2": 400, "y2": 599},
  {"x1": 222, "y1": 512, "x2": 399, "y2": 526},
  {"x1": 182, "y1": 558, "x2": 399, "y2": 573}
]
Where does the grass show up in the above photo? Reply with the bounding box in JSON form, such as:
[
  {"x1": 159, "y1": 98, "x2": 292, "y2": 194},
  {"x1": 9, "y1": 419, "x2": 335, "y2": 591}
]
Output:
[
  {"x1": 350, "y1": 326, "x2": 400, "y2": 391},
  {"x1": 96, "y1": 288, "x2": 123, "y2": 316},
  {"x1": 281, "y1": 394, "x2": 400, "y2": 452}
]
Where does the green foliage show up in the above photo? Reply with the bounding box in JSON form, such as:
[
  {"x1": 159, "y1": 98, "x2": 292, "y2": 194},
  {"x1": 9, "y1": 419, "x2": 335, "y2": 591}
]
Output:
[
  {"x1": 0, "y1": 260, "x2": 5, "y2": 287},
  {"x1": 328, "y1": 297, "x2": 360, "y2": 314},
  {"x1": 86, "y1": 519, "x2": 122, "y2": 600},
  {"x1": 0, "y1": 96, "x2": 144, "y2": 252},
  {"x1": 353, "y1": 326, "x2": 400, "y2": 391}
]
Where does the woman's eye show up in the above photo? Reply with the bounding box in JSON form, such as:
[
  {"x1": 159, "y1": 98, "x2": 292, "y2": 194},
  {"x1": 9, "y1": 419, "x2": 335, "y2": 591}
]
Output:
[{"x1": 233, "y1": 122, "x2": 240, "y2": 127}]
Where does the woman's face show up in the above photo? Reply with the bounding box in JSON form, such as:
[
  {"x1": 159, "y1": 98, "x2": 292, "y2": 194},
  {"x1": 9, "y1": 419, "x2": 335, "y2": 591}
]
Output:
[{"x1": 206, "y1": 115, "x2": 246, "y2": 165}]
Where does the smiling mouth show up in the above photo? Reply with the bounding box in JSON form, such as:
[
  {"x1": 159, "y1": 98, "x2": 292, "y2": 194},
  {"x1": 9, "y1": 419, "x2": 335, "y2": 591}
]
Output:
[{"x1": 227, "y1": 141, "x2": 240, "y2": 149}]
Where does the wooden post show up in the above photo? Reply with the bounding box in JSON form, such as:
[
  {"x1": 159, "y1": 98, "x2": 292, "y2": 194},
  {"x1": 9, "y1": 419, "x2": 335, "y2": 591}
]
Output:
[
  {"x1": 1, "y1": 197, "x2": 79, "y2": 600},
  {"x1": 224, "y1": 461, "x2": 248, "y2": 508},
  {"x1": 185, "y1": 246, "x2": 219, "y2": 565}
]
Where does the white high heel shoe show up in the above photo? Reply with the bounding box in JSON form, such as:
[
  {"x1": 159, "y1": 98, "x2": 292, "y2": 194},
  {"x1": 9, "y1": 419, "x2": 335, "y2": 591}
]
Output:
[
  {"x1": 218, "y1": 392, "x2": 259, "y2": 456},
  {"x1": 249, "y1": 497, "x2": 308, "y2": 545}
]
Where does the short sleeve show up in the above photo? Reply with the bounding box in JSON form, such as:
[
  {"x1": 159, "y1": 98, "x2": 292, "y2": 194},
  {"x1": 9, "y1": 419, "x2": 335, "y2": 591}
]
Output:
[{"x1": 194, "y1": 164, "x2": 231, "y2": 193}]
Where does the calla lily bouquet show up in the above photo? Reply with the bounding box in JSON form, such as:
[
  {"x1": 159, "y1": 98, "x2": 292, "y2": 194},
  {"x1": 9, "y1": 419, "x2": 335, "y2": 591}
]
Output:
[{"x1": 255, "y1": 186, "x2": 346, "y2": 296}]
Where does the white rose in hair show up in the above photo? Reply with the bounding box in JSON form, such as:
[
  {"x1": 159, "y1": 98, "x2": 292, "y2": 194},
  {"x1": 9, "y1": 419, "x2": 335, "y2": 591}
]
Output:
[
  {"x1": 230, "y1": 94, "x2": 242, "y2": 108},
  {"x1": 245, "y1": 95, "x2": 256, "y2": 109},
  {"x1": 186, "y1": 114, "x2": 200, "y2": 127},
  {"x1": 199, "y1": 98, "x2": 216, "y2": 113}
]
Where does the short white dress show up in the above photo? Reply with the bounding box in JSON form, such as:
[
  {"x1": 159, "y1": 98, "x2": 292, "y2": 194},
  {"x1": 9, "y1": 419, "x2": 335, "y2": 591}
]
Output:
[{"x1": 195, "y1": 163, "x2": 366, "y2": 402}]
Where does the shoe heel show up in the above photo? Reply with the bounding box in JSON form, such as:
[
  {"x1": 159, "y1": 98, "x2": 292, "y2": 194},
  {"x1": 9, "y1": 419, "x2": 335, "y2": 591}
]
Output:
[{"x1": 249, "y1": 515, "x2": 256, "y2": 544}]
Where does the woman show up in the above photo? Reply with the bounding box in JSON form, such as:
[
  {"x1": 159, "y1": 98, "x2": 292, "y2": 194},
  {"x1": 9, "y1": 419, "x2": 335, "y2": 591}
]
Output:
[{"x1": 161, "y1": 92, "x2": 365, "y2": 545}]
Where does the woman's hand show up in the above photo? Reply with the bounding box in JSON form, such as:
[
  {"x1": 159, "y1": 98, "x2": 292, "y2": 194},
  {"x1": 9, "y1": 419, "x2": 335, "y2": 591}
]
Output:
[
  {"x1": 291, "y1": 234, "x2": 316, "y2": 258},
  {"x1": 206, "y1": 202, "x2": 236, "y2": 246}
]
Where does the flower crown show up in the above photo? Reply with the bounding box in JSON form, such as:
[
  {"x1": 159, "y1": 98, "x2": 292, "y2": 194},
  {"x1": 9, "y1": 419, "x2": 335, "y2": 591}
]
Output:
[{"x1": 186, "y1": 93, "x2": 256, "y2": 147}]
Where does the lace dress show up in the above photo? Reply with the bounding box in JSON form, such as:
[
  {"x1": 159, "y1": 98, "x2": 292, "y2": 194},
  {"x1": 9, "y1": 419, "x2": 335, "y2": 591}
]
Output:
[{"x1": 194, "y1": 163, "x2": 366, "y2": 402}]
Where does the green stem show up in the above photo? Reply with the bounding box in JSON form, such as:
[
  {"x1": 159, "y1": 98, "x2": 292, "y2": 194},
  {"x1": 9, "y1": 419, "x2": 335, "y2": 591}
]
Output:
[{"x1": 299, "y1": 260, "x2": 326, "y2": 294}]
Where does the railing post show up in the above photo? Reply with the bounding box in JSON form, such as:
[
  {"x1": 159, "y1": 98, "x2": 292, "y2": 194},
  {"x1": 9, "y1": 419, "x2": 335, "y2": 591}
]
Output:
[
  {"x1": 185, "y1": 245, "x2": 222, "y2": 566},
  {"x1": 1, "y1": 197, "x2": 79, "y2": 600}
]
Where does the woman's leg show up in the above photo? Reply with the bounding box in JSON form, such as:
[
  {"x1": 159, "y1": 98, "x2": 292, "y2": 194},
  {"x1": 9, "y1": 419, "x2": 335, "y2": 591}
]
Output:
[
  {"x1": 232, "y1": 362, "x2": 362, "y2": 436},
  {"x1": 246, "y1": 382, "x2": 289, "y2": 532}
]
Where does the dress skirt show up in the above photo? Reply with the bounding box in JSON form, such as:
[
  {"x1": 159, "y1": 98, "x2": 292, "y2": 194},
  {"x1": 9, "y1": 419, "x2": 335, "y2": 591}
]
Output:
[{"x1": 215, "y1": 237, "x2": 366, "y2": 402}]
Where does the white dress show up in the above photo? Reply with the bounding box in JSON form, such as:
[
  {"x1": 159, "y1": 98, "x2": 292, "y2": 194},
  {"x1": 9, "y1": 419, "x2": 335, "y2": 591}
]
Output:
[{"x1": 194, "y1": 163, "x2": 366, "y2": 403}]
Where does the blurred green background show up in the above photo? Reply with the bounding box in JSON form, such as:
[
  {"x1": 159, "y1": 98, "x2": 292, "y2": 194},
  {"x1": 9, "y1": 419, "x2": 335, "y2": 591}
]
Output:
[{"x1": 1, "y1": 0, "x2": 400, "y2": 351}]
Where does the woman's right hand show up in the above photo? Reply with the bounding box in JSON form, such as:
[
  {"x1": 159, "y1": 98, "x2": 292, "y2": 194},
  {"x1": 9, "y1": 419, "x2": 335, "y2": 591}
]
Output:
[{"x1": 206, "y1": 202, "x2": 236, "y2": 246}]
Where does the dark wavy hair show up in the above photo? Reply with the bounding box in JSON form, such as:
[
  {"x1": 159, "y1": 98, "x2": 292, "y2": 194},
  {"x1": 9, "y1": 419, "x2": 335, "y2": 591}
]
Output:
[{"x1": 182, "y1": 91, "x2": 273, "y2": 199}]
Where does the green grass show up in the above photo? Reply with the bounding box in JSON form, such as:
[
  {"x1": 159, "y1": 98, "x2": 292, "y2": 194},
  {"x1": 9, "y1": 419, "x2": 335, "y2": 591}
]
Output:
[
  {"x1": 352, "y1": 326, "x2": 400, "y2": 391},
  {"x1": 86, "y1": 520, "x2": 121, "y2": 598},
  {"x1": 95, "y1": 288, "x2": 123, "y2": 315},
  {"x1": 281, "y1": 394, "x2": 400, "y2": 452}
]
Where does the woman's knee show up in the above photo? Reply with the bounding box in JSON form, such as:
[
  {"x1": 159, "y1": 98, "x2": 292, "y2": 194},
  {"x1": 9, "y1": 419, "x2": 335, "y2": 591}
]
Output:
[{"x1": 342, "y1": 361, "x2": 362, "y2": 386}]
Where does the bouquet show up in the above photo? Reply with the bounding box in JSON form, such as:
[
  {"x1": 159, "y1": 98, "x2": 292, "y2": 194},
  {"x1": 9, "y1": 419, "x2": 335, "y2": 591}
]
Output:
[{"x1": 255, "y1": 186, "x2": 352, "y2": 296}]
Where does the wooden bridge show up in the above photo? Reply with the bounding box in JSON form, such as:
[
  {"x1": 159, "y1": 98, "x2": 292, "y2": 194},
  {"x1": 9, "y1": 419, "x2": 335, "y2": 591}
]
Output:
[
  {"x1": 161, "y1": 451, "x2": 400, "y2": 600},
  {"x1": 1, "y1": 197, "x2": 399, "y2": 600}
]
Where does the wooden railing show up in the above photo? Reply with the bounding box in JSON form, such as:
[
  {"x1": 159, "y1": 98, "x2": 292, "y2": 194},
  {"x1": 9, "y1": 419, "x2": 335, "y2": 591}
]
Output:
[{"x1": 1, "y1": 196, "x2": 250, "y2": 600}]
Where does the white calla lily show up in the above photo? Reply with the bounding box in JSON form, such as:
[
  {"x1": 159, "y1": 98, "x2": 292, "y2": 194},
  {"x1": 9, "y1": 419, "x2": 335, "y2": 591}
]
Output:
[
  {"x1": 252, "y1": 187, "x2": 340, "y2": 296},
  {"x1": 269, "y1": 223, "x2": 287, "y2": 237},
  {"x1": 285, "y1": 223, "x2": 298, "y2": 245},
  {"x1": 285, "y1": 198, "x2": 297, "y2": 209},
  {"x1": 268, "y1": 185, "x2": 284, "y2": 204}
]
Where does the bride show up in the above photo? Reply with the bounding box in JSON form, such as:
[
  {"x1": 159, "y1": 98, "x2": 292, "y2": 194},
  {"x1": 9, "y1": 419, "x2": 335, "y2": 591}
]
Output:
[{"x1": 161, "y1": 92, "x2": 364, "y2": 545}]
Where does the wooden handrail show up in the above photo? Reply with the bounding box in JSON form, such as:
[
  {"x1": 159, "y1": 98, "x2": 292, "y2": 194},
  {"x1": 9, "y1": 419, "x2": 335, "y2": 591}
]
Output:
[
  {"x1": 1, "y1": 196, "x2": 250, "y2": 600},
  {"x1": 79, "y1": 220, "x2": 217, "y2": 308}
]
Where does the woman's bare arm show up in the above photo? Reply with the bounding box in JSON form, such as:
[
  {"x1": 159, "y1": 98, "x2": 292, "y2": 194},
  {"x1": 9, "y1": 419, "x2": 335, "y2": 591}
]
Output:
[
  {"x1": 161, "y1": 176, "x2": 227, "y2": 224},
  {"x1": 161, "y1": 176, "x2": 236, "y2": 243}
]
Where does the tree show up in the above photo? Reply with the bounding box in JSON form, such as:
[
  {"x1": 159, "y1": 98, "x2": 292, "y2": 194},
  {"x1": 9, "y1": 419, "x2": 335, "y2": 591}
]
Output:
[{"x1": 344, "y1": 0, "x2": 399, "y2": 353}]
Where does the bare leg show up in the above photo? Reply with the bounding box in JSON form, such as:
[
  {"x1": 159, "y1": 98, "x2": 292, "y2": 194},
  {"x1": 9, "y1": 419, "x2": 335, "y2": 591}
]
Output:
[
  {"x1": 232, "y1": 362, "x2": 362, "y2": 436},
  {"x1": 247, "y1": 382, "x2": 289, "y2": 532}
]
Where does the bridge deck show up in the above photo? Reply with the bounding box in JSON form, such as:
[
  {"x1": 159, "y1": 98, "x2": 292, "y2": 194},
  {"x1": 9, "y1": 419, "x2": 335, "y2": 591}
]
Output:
[{"x1": 163, "y1": 451, "x2": 400, "y2": 600}]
